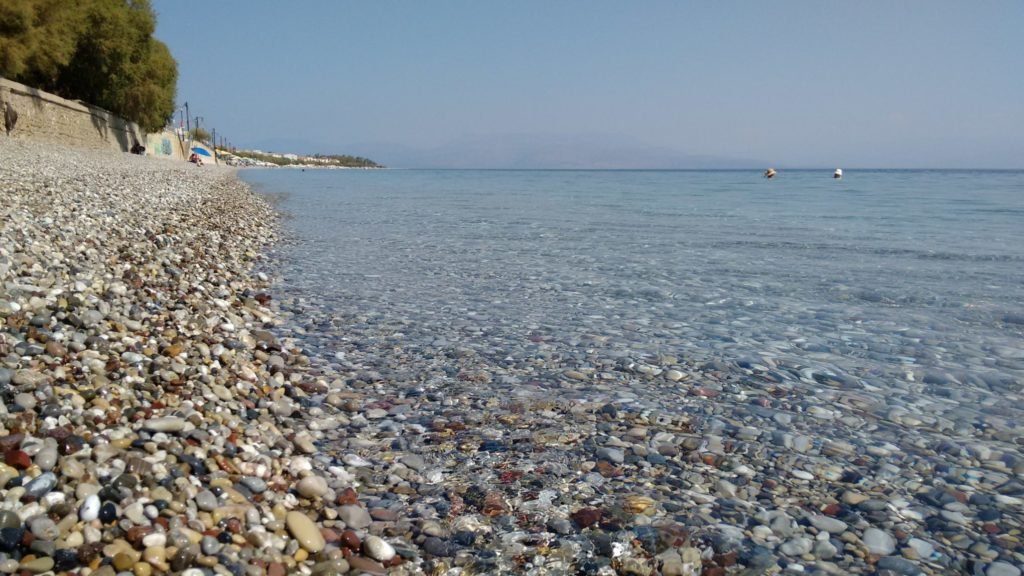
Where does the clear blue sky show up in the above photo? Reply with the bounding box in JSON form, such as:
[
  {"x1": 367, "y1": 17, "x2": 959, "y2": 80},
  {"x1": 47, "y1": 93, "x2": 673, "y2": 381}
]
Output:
[{"x1": 153, "y1": 1, "x2": 1023, "y2": 168}]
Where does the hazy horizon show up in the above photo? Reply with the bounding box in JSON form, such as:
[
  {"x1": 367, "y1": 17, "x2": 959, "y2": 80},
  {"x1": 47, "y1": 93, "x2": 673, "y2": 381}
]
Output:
[{"x1": 154, "y1": 1, "x2": 1023, "y2": 169}]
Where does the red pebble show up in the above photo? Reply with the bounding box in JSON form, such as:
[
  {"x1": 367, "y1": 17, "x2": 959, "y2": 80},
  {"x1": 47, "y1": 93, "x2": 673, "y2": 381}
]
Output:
[
  {"x1": 4, "y1": 450, "x2": 31, "y2": 469},
  {"x1": 337, "y1": 487, "x2": 359, "y2": 505},
  {"x1": 821, "y1": 503, "x2": 841, "y2": 516},
  {"x1": 347, "y1": 556, "x2": 386, "y2": 575},
  {"x1": 321, "y1": 527, "x2": 341, "y2": 544},
  {"x1": 341, "y1": 529, "x2": 361, "y2": 550},
  {"x1": 570, "y1": 508, "x2": 602, "y2": 529}
]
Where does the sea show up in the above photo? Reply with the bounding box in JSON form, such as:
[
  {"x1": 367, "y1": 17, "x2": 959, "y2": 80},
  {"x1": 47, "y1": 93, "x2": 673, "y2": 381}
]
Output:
[{"x1": 241, "y1": 169, "x2": 1024, "y2": 418}]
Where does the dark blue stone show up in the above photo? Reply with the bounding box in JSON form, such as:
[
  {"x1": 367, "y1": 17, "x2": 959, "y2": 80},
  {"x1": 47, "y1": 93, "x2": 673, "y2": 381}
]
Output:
[
  {"x1": 422, "y1": 536, "x2": 454, "y2": 557},
  {"x1": 741, "y1": 545, "x2": 778, "y2": 570},
  {"x1": 99, "y1": 502, "x2": 118, "y2": 523},
  {"x1": 0, "y1": 527, "x2": 23, "y2": 552},
  {"x1": 646, "y1": 453, "x2": 667, "y2": 465},
  {"x1": 452, "y1": 530, "x2": 476, "y2": 546},
  {"x1": 53, "y1": 548, "x2": 79, "y2": 571},
  {"x1": 479, "y1": 440, "x2": 506, "y2": 452}
]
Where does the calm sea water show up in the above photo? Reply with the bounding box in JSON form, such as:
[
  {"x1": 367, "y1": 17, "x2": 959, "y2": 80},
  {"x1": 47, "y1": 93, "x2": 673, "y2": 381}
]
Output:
[{"x1": 242, "y1": 169, "x2": 1024, "y2": 400}]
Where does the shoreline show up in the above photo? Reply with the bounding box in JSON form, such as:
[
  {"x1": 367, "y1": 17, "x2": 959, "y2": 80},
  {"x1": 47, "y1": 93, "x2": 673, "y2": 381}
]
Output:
[{"x1": 2, "y1": 138, "x2": 1023, "y2": 576}]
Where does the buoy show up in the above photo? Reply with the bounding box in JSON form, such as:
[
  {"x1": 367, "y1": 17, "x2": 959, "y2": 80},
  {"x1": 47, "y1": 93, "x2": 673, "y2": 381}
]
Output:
[
  {"x1": 764, "y1": 168, "x2": 777, "y2": 179},
  {"x1": 833, "y1": 168, "x2": 843, "y2": 179}
]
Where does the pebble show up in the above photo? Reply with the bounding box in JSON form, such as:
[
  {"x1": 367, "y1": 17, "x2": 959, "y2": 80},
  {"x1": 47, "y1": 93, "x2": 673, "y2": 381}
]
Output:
[
  {"x1": 79, "y1": 494, "x2": 101, "y2": 522},
  {"x1": 286, "y1": 511, "x2": 325, "y2": 553},
  {"x1": 337, "y1": 505, "x2": 371, "y2": 529},
  {"x1": 988, "y1": 563, "x2": 1022, "y2": 576},
  {"x1": 862, "y1": 528, "x2": 896, "y2": 555},
  {"x1": 295, "y1": 475, "x2": 328, "y2": 499},
  {"x1": 809, "y1": 514, "x2": 848, "y2": 534},
  {"x1": 362, "y1": 535, "x2": 396, "y2": 562}
]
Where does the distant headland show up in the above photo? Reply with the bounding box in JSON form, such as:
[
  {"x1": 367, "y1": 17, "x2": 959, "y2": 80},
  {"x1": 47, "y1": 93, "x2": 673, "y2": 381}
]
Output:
[{"x1": 219, "y1": 148, "x2": 383, "y2": 169}]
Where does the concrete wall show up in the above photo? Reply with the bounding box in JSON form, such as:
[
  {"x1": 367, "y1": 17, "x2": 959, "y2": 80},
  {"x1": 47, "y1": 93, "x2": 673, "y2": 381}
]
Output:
[{"x1": 0, "y1": 76, "x2": 184, "y2": 161}]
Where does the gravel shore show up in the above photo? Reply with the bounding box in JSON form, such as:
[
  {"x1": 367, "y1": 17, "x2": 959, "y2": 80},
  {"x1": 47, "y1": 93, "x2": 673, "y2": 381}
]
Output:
[{"x1": 2, "y1": 138, "x2": 1023, "y2": 576}]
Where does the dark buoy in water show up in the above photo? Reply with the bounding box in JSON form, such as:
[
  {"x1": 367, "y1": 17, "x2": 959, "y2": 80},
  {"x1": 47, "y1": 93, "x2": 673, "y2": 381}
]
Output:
[
  {"x1": 764, "y1": 168, "x2": 777, "y2": 179},
  {"x1": 833, "y1": 168, "x2": 843, "y2": 179}
]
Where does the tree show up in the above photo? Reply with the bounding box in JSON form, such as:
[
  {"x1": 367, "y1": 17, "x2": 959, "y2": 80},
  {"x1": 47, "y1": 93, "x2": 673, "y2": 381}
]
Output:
[
  {"x1": 189, "y1": 127, "x2": 210, "y2": 143},
  {"x1": 0, "y1": 0, "x2": 83, "y2": 87},
  {"x1": 0, "y1": 0, "x2": 177, "y2": 133}
]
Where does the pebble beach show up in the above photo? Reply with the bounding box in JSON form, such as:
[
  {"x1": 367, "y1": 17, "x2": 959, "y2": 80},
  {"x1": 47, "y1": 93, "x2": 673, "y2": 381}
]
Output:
[{"x1": 2, "y1": 138, "x2": 1023, "y2": 576}]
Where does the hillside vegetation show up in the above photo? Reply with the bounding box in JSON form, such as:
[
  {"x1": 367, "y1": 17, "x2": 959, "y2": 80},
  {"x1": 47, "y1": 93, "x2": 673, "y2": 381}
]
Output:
[{"x1": 0, "y1": 0, "x2": 176, "y2": 132}]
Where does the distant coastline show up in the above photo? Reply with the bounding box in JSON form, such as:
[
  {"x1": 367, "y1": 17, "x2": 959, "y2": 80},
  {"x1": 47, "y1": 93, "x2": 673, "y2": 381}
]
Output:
[{"x1": 218, "y1": 148, "x2": 382, "y2": 169}]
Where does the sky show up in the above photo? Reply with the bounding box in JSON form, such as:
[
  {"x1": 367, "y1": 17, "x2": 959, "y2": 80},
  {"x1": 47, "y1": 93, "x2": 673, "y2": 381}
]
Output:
[{"x1": 153, "y1": 1, "x2": 1024, "y2": 169}]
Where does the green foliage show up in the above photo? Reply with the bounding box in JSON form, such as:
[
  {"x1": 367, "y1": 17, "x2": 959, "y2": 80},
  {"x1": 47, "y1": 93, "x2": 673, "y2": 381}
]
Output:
[
  {"x1": 190, "y1": 127, "x2": 210, "y2": 143},
  {"x1": 315, "y1": 154, "x2": 382, "y2": 168},
  {"x1": 0, "y1": 0, "x2": 177, "y2": 133}
]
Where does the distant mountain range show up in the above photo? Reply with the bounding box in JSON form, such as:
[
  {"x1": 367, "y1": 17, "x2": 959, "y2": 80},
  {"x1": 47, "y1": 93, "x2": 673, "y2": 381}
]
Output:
[{"x1": 254, "y1": 133, "x2": 762, "y2": 170}]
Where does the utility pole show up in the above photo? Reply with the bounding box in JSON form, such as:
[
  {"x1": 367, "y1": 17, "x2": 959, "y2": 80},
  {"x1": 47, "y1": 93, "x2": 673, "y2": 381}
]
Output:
[{"x1": 194, "y1": 116, "x2": 203, "y2": 156}]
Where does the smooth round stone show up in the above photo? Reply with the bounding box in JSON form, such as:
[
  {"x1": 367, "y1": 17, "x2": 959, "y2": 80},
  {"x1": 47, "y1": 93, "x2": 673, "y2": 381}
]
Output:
[
  {"x1": 61, "y1": 459, "x2": 86, "y2": 480},
  {"x1": 80, "y1": 494, "x2": 101, "y2": 521},
  {"x1": 364, "y1": 408, "x2": 388, "y2": 419},
  {"x1": 24, "y1": 472, "x2": 58, "y2": 498},
  {"x1": 596, "y1": 447, "x2": 625, "y2": 464},
  {"x1": 286, "y1": 511, "x2": 325, "y2": 553},
  {"x1": 362, "y1": 535, "x2": 396, "y2": 562},
  {"x1": 809, "y1": 515, "x2": 848, "y2": 534},
  {"x1": 400, "y1": 454, "x2": 426, "y2": 471},
  {"x1": 906, "y1": 538, "x2": 935, "y2": 559},
  {"x1": 200, "y1": 535, "x2": 221, "y2": 555},
  {"x1": 862, "y1": 528, "x2": 896, "y2": 555},
  {"x1": 296, "y1": 476, "x2": 328, "y2": 499},
  {"x1": 143, "y1": 546, "x2": 167, "y2": 565},
  {"x1": 814, "y1": 539, "x2": 838, "y2": 560},
  {"x1": 33, "y1": 446, "x2": 59, "y2": 471},
  {"x1": 988, "y1": 562, "x2": 1022, "y2": 576},
  {"x1": 195, "y1": 490, "x2": 218, "y2": 512},
  {"x1": 842, "y1": 491, "x2": 870, "y2": 506},
  {"x1": 14, "y1": 393, "x2": 37, "y2": 411},
  {"x1": 18, "y1": 556, "x2": 54, "y2": 574},
  {"x1": 780, "y1": 537, "x2": 813, "y2": 556},
  {"x1": 311, "y1": 559, "x2": 350, "y2": 575},
  {"x1": 142, "y1": 417, "x2": 188, "y2": 433},
  {"x1": 0, "y1": 511, "x2": 21, "y2": 529},
  {"x1": 791, "y1": 469, "x2": 814, "y2": 481},
  {"x1": 142, "y1": 533, "x2": 167, "y2": 548},
  {"x1": 28, "y1": 516, "x2": 59, "y2": 540},
  {"x1": 240, "y1": 477, "x2": 267, "y2": 493},
  {"x1": 337, "y1": 505, "x2": 371, "y2": 529},
  {"x1": 293, "y1": 435, "x2": 316, "y2": 454},
  {"x1": 99, "y1": 501, "x2": 118, "y2": 523}
]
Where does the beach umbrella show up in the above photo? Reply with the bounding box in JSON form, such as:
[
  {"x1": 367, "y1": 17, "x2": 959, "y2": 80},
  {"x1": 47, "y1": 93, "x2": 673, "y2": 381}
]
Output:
[{"x1": 190, "y1": 147, "x2": 212, "y2": 157}]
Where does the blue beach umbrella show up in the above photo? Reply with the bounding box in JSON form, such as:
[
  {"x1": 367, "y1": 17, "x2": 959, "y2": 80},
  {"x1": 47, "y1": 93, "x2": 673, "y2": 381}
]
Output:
[{"x1": 190, "y1": 147, "x2": 212, "y2": 157}]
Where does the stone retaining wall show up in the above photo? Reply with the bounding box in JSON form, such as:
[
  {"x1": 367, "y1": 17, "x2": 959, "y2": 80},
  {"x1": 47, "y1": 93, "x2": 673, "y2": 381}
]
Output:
[{"x1": 0, "y1": 76, "x2": 185, "y2": 161}]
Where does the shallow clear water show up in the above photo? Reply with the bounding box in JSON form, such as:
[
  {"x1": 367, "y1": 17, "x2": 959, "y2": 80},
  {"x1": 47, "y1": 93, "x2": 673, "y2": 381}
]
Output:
[{"x1": 243, "y1": 169, "x2": 1024, "y2": 398}]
